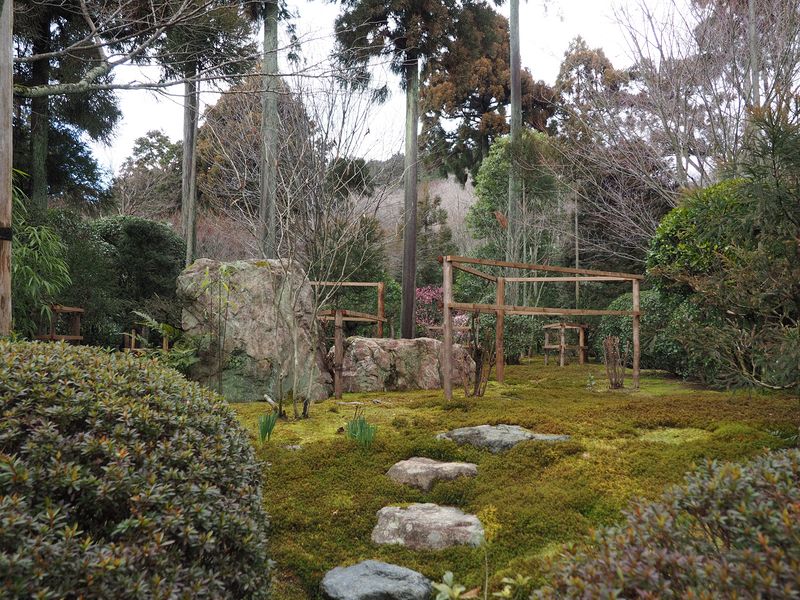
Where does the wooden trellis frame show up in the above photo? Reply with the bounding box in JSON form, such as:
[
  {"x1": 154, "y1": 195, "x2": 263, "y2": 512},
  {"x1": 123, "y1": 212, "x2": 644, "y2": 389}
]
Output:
[
  {"x1": 441, "y1": 256, "x2": 644, "y2": 399},
  {"x1": 311, "y1": 281, "x2": 386, "y2": 399}
]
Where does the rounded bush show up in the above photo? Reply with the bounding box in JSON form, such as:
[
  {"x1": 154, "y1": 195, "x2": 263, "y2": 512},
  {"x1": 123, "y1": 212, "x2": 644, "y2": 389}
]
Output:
[
  {"x1": 535, "y1": 449, "x2": 800, "y2": 599},
  {"x1": 647, "y1": 179, "x2": 748, "y2": 290},
  {"x1": 0, "y1": 341, "x2": 270, "y2": 598}
]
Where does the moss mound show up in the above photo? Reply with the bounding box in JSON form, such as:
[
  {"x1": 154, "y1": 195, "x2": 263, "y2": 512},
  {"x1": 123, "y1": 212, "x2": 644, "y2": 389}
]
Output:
[{"x1": 0, "y1": 341, "x2": 270, "y2": 599}]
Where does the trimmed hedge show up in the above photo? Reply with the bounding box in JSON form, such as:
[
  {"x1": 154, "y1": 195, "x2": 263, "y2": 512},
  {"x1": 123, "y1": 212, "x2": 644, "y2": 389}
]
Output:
[
  {"x1": 0, "y1": 341, "x2": 270, "y2": 598},
  {"x1": 535, "y1": 449, "x2": 800, "y2": 598}
]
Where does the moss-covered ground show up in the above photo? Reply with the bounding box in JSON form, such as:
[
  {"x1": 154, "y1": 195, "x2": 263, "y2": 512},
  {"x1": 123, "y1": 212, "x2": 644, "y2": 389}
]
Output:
[{"x1": 231, "y1": 358, "x2": 799, "y2": 599}]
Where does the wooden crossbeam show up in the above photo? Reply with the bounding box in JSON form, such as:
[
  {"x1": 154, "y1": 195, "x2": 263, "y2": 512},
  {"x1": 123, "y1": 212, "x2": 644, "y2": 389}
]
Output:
[
  {"x1": 311, "y1": 281, "x2": 380, "y2": 288},
  {"x1": 445, "y1": 255, "x2": 644, "y2": 280},
  {"x1": 451, "y1": 262, "x2": 498, "y2": 282},
  {"x1": 448, "y1": 301, "x2": 639, "y2": 318},
  {"x1": 318, "y1": 309, "x2": 386, "y2": 322},
  {"x1": 503, "y1": 276, "x2": 630, "y2": 283}
]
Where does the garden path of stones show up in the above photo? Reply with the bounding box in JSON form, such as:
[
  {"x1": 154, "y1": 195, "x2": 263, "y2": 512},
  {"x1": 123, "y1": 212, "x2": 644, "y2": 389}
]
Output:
[{"x1": 320, "y1": 424, "x2": 572, "y2": 600}]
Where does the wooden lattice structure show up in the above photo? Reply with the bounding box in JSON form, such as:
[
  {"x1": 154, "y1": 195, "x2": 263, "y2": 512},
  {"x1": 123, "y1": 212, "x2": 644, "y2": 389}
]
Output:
[
  {"x1": 35, "y1": 305, "x2": 84, "y2": 343},
  {"x1": 543, "y1": 322, "x2": 587, "y2": 366},
  {"x1": 440, "y1": 256, "x2": 644, "y2": 400},
  {"x1": 312, "y1": 281, "x2": 386, "y2": 399}
]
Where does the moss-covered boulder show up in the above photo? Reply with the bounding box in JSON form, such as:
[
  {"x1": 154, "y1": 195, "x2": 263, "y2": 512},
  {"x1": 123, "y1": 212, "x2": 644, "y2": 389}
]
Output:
[
  {"x1": 331, "y1": 336, "x2": 474, "y2": 392},
  {"x1": 178, "y1": 258, "x2": 332, "y2": 402}
]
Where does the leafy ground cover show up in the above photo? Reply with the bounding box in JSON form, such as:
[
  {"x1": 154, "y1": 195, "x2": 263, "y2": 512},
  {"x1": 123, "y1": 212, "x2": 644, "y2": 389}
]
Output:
[{"x1": 232, "y1": 359, "x2": 799, "y2": 599}]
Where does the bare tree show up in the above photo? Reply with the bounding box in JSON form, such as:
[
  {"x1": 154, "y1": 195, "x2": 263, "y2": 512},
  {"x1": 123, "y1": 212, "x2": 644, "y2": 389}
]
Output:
[
  {"x1": 553, "y1": 1, "x2": 800, "y2": 267},
  {"x1": 196, "y1": 67, "x2": 398, "y2": 416}
]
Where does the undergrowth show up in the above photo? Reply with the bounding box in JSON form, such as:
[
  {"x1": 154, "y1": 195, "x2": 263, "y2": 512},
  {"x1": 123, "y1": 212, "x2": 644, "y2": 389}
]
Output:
[{"x1": 232, "y1": 358, "x2": 799, "y2": 599}]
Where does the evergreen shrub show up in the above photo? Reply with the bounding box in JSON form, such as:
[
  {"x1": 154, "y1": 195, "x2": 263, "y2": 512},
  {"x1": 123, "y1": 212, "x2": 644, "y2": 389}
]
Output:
[
  {"x1": 0, "y1": 341, "x2": 270, "y2": 598},
  {"x1": 535, "y1": 449, "x2": 800, "y2": 598}
]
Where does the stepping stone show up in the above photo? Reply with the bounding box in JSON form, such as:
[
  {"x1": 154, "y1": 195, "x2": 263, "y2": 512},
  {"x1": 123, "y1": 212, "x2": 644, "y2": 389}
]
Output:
[
  {"x1": 372, "y1": 503, "x2": 484, "y2": 550},
  {"x1": 387, "y1": 457, "x2": 477, "y2": 491},
  {"x1": 320, "y1": 560, "x2": 432, "y2": 600},
  {"x1": 436, "y1": 424, "x2": 570, "y2": 453}
]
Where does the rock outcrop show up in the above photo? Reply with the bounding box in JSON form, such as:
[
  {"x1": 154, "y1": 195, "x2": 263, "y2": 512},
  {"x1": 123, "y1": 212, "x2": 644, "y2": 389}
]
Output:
[
  {"x1": 386, "y1": 457, "x2": 477, "y2": 491},
  {"x1": 177, "y1": 258, "x2": 332, "y2": 402},
  {"x1": 331, "y1": 337, "x2": 474, "y2": 393},
  {"x1": 320, "y1": 560, "x2": 432, "y2": 600},
  {"x1": 437, "y1": 424, "x2": 571, "y2": 453},
  {"x1": 371, "y1": 503, "x2": 484, "y2": 550}
]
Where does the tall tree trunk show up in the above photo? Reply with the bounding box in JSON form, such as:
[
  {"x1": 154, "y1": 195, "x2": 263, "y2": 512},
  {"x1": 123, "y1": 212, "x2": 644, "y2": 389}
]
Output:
[
  {"x1": 400, "y1": 58, "x2": 419, "y2": 339},
  {"x1": 259, "y1": 0, "x2": 279, "y2": 259},
  {"x1": 507, "y1": 0, "x2": 522, "y2": 303},
  {"x1": 30, "y1": 14, "x2": 51, "y2": 212},
  {"x1": 748, "y1": 0, "x2": 760, "y2": 110},
  {"x1": 181, "y1": 73, "x2": 199, "y2": 266},
  {"x1": 0, "y1": 0, "x2": 12, "y2": 335}
]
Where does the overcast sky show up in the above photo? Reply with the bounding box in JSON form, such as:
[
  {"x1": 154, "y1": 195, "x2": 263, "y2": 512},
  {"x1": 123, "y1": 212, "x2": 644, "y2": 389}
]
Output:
[{"x1": 91, "y1": 0, "x2": 633, "y2": 175}]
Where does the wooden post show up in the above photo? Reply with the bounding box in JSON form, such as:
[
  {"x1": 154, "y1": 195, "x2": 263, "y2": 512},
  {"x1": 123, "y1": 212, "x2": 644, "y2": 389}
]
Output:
[
  {"x1": 70, "y1": 312, "x2": 81, "y2": 338},
  {"x1": 334, "y1": 309, "x2": 344, "y2": 399},
  {"x1": 632, "y1": 279, "x2": 641, "y2": 389},
  {"x1": 442, "y1": 258, "x2": 453, "y2": 400},
  {"x1": 559, "y1": 323, "x2": 566, "y2": 367},
  {"x1": 495, "y1": 277, "x2": 505, "y2": 383},
  {"x1": 578, "y1": 325, "x2": 585, "y2": 365},
  {"x1": 0, "y1": 0, "x2": 12, "y2": 336},
  {"x1": 376, "y1": 281, "x2": 385, "y2": 338},
  {"x1": 543, "y1": 330, "x2": 549, "y2": 366}
]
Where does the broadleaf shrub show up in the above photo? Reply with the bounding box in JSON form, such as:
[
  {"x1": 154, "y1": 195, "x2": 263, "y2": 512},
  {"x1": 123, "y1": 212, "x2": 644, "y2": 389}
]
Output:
[
  {"x1": 647, "y1": 178, "x2": 748, "y2": 291},
  {"x1": 593, "y1": 289, "x2": 683, "y2": 371},
  {"x1": 534, "y1": 449, "x2": 800, "y2": 598},
  {"x1": 0, "y1": 341, "x2": 270, "y2": 598}
]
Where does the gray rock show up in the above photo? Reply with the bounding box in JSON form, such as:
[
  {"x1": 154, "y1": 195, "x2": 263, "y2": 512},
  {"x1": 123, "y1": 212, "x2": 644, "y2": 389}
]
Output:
[
  {"x1": 177, "y1": 259, "x2": 332, "y2": 402},
  {"x1": 371, "y1": 503, "x2": 484, "y2": 550},
  {"x1": 320, "y1": 560, "x2": 432, "y2": 600},
  {"x1": 387, "y1": 457, "x2": 477, "y2": 491},
  {"x1": 329, "y1": 336, "x2": 474, "y2": 393},
  {"x1": 437, "y1": 424, "x2": 571, "y2": 453}
]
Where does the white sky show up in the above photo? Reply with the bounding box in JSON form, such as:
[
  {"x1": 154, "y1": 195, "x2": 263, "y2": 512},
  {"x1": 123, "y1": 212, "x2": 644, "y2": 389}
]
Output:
[{"x1": 91, "y1": 0, "x2": 633, "y2": 174}]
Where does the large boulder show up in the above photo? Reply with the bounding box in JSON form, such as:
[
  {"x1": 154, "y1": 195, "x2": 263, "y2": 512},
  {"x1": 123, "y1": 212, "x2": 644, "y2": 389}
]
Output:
[
  {"x1": 437, "y1": 424, "x2": 571, "y2": 453},
  {"x1": 387, "y1": 457, "x2": 477, "y2": 491},
  {"x1": 177, "y1": 258, "x2": 332, "y2": 402},
  {"x1": 320, "y1": 560, "x2": 432, "y2": 600},
  {"x1": 330, "y1": 337, "x2": 474, "y2": 392},
  {"x1": 371, "y1": 503, "x2": 484, "y2": 550}
]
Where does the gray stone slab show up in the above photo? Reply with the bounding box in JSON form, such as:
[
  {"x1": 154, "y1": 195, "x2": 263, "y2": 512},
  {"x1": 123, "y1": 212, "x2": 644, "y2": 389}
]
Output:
[
  {"x1": 436, "y1": 424, "x2": 571, "y2": 453},
  {"x1": 371, "y1": 503, "x2": 484, "y2": 550},
  {"x1": 320, "y1": 560, "x2": 432, "y2": 600}
]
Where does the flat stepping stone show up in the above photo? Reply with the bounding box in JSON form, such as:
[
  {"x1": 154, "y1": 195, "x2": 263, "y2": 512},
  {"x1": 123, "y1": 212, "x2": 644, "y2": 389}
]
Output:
[
  {"x1": 372, "y1": 503, "x2": 484, "y2": 550},
  {"x1": 387, "y1": 457, "x2": 477, "y2": 491},
  {"x1": 320, "y1": 560, "x2": 432, "y2": 600},
  {"x1": 436, "y1": 424, "x2": 570, "y2": 453}
]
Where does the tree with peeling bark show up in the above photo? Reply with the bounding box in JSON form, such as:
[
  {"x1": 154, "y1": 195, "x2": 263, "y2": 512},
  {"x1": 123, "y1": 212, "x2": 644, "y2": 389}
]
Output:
[{"x1": 333, "y1": 0, "x2": 482, "y2": 338}]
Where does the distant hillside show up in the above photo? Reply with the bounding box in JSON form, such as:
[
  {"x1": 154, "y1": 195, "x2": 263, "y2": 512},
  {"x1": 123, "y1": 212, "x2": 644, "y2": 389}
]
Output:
[{"x1": 367, "y1": 156, "x2": 479, "y2": 277}]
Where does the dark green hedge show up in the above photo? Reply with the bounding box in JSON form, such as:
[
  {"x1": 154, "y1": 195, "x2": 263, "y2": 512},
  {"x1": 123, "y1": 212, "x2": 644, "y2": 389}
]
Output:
[{"x1": 0, "y1": 341, "x2": 270, "y2": 598}]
